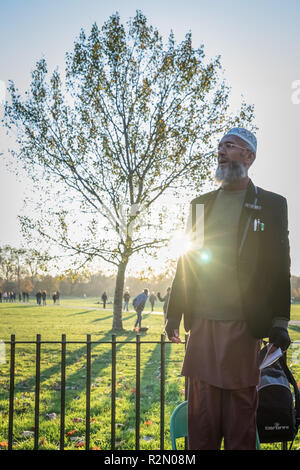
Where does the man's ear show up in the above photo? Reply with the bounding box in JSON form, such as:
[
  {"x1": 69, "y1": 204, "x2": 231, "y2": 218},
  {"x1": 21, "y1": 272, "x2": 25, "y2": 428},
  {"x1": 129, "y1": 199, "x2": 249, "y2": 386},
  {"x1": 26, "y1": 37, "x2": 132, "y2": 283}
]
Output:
[{"x1": 246, "y1": 150, "x2": 256, "y2": 168}]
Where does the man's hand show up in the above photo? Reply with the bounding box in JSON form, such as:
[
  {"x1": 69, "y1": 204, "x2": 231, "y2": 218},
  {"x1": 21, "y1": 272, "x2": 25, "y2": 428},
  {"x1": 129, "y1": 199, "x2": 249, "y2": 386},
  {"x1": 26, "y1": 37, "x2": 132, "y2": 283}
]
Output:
[
  {"x1": 269, "y1": 326, "x2": 291, "y2": 351},
  {"x1": 170, "y1": 329, "x2": 182, "y2": 343}
]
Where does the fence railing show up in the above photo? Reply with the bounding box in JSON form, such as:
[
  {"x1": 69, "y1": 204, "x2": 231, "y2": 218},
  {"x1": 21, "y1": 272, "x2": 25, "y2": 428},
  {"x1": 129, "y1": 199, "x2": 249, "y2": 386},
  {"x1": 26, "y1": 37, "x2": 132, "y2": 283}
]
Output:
[
  {"x1": 3, "y1": 333, "x2": 188, "y2": 451},
  {"x1": 3, "y1": 334, "x2": 298, "y2": 451}
]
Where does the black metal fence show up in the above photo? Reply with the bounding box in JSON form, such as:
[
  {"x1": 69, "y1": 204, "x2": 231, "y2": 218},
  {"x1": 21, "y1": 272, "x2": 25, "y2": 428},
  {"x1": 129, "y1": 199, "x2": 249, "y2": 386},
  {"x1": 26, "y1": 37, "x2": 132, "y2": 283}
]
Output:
[
  {"x1": 3, "y1": 333, "x2": 188, "y2": 451},
  {"x1": 3, "y1": 334, "x2": 298, "y2": 451}
]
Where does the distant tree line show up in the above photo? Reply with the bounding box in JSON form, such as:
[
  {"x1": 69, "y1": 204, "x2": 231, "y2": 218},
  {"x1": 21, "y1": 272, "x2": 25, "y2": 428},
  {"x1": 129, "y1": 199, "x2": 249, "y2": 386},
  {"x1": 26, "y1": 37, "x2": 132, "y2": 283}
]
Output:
[
  {"x1": 0, "y1": 244, "x2": 172, "y2": 299},
  {"x1": 0, "y1": 245, "x2": 50, "y2": 295},
  {"x1": 291, "y1": 275, "x2": 300, "y2": 301}
]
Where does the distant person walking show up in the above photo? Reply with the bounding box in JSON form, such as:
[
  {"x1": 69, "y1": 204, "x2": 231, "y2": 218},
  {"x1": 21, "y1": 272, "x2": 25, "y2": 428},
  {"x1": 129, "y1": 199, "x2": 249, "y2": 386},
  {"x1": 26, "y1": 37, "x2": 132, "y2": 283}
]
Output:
[
  {"x1": 36, "y1": 291, "x2": 42, "y2": 305},
  {"x1": 42, "y1": 291, "x2": 47, "y2": 306},
  {"x1": 123, "y1": 291, "x2": 130, "y2": 311},
  {"x1": 149, "y1": 292, "x2": 157, "y2": 312},
  {"x1": 102, "y1": 291, "x2": 108, "y2": 309},
  {"x1": 157, "y1": 288, "x2": 171, "y2": 323},
  {"x1": 132, "y1": 289, "x2": 149, "y2": 332}
]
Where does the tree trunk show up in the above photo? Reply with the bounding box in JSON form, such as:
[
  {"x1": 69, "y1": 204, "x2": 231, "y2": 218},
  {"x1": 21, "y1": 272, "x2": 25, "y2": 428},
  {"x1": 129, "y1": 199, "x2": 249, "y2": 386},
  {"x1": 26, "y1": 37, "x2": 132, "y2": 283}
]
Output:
[{"x1": 112, "y1": 260, "x2": 128, "y2": 330}]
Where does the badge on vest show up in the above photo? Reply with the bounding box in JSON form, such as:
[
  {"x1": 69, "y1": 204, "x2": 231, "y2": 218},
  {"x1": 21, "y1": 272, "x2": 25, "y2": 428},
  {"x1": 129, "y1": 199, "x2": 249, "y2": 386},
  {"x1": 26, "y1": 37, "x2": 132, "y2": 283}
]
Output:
[
  {"x1": 245, "y1": 202, "x2": 262, "y2": 211},
  {"x1": 254, "y1": 218, "x2": 265, "y2": 231}
]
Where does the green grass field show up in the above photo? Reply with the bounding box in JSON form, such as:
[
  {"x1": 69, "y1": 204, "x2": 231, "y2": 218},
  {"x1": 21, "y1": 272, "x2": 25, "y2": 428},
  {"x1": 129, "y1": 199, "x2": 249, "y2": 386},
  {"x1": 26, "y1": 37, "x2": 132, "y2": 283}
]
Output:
[{"x1": 0, "y1": 299, "x2": 300, "y2": 451}]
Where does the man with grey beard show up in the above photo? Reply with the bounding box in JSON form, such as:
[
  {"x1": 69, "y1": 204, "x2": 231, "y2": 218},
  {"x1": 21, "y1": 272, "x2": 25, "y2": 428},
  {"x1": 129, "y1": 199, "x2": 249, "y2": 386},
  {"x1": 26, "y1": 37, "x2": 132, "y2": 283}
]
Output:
[
  {"x1": 165, "y1": 128, "x2": 291, "y2": 450},
  {"x1": 215, "y1": 148, "x2": 247, "y2": 183}
]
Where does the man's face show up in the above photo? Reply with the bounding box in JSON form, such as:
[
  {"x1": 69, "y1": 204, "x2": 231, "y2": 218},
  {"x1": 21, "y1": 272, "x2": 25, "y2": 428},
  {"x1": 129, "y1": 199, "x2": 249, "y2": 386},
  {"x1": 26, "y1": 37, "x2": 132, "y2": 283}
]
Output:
[{"x1": 215, "y1": 135, "x2": 254, "y2": 185}]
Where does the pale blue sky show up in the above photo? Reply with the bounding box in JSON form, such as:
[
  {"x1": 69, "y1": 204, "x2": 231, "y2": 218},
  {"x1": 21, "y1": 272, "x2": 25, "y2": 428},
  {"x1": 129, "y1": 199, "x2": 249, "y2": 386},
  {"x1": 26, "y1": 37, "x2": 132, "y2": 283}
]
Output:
[{"x1": 1, "y1": 0, "x2": 300, "y2": 274}]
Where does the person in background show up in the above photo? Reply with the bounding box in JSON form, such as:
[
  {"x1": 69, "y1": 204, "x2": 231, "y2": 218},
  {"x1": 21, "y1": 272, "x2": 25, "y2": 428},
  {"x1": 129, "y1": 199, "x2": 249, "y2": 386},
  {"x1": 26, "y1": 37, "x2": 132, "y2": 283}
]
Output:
[
  {"x1": 132, "y1": 289, "x2": 149, "y2": 332},
  {"x1": 123, "y1": 290, "x2": 130, "y2": 311},
  {"x1": 157, "y1": 288, "x2": 171, "y2": 323},
  {"x1": 149, "y1": 292, "x2": 157, "y2": 312},
  {"x1": 36, "y1": 291, "x2": 42, "y2": 305},
  {"x1": 42, "y1": 291, "x2": 47, "y2": 306},
  {"x1": 101, "y1": 291, "x2": 108, "y2": 308}
]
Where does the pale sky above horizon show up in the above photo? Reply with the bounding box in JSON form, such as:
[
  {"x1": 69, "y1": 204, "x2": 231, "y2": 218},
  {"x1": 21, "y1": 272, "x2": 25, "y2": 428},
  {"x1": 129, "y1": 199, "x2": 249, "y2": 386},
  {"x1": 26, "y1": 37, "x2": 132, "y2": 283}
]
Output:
[{"x1": 0, "y1": 0, "x2": 300, "y2": 274}]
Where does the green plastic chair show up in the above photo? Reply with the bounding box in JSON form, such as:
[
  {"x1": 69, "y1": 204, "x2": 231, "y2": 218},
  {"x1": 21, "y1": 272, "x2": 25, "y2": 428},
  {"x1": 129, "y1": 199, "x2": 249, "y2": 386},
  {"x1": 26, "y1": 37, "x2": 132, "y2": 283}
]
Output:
[
  {"x1": 170, "y1": 400, "x2": 188, "y2": 450},
  {"x1": 170, "y1": 400, "x2": 261, "y2": 450},
  {"x1": 256, "y1": 429, "x2": 261, "y2": 450}
]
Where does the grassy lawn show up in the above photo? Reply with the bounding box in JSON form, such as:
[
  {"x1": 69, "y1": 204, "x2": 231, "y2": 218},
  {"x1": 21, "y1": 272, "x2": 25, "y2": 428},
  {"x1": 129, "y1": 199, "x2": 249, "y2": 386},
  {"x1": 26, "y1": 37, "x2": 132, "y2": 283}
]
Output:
[
  {"x1": 0, "y1": 298, "x2": 187, "y2": 450},
  {"x1": 0, "y1": 298, "x2": 299, "y2": 451},
  {"x1": 291, "y1": 302, "x2": 300, "y2": 321}
]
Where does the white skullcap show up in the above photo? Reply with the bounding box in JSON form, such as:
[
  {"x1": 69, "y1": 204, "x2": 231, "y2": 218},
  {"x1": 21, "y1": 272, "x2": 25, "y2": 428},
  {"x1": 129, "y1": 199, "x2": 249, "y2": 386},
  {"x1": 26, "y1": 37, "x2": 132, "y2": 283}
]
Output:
[{"x1": 225, "y1": 127, "x2": 257, "y2": 153}]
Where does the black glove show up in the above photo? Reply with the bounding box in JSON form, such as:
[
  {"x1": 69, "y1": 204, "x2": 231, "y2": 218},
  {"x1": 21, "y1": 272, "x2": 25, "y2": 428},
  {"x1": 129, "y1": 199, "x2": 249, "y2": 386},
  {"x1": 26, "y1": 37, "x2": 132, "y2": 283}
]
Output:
[{"x1": 269, "y1": 326, "x2": 291, "y2": 351}]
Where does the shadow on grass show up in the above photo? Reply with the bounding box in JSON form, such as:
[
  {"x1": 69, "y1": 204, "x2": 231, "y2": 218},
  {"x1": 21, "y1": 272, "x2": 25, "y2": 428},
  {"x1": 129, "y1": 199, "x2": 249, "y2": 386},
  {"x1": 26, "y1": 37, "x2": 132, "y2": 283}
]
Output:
[
  {"x1": 90, "y1": 315, "x2": 114, "y2": 323},
  {"x1": 289, "y1": 324, "x2": 300, "y2": 336},
  {"x1": 3, "y1": 329, "x2": 140, "y2": 408},
  {"x1": 2, "y1": 326, "x2": 184, "y2": 449},
  {"x1": 0, "y1": 304, "x2": 38, "y2": 309},
  {"x1": 11, "y1": 329, "x2": 133, "y2": 386},
  {"x1": 109, "y1": 337, "x2": 185, "y2": 449},
  {"x1": 68, "y1": 310, "x2": 104, "y2": 316}
]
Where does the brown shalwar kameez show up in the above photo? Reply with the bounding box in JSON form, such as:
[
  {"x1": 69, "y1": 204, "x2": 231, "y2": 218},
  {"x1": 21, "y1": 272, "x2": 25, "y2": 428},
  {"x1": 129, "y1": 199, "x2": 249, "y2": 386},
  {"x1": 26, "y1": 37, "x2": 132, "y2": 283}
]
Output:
[
  {"x1": 182, "y1": 318, "x2": 261, "y2": 450},
  {"x1": 166, "y1": 181, "x2": 291, "y2": 450},
  {"x1": 179, "y1": 188, "x2": 261, "y2": 450}
]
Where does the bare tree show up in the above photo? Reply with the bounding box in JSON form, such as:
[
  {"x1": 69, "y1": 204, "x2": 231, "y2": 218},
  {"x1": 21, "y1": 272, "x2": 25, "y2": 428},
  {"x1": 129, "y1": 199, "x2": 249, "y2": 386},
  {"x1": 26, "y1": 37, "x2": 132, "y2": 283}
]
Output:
[{"x1": 4, "y1": 11, "x2": 255, "y2": 329}]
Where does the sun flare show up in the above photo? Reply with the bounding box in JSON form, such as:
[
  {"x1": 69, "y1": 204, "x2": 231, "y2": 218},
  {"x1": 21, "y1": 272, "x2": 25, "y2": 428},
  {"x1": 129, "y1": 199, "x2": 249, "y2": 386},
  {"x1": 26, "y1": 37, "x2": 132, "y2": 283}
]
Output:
[{"x1": 169, "y1": 230, "x2": 192, "y2": 257}]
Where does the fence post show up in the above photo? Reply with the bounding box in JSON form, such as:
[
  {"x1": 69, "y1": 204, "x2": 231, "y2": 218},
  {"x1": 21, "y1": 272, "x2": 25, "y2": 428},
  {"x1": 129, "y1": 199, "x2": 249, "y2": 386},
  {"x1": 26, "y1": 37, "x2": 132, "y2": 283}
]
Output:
[
  {"x1": 282, "y1": 351, "x2": 288, "y2": 450},
  {"x1": 160, "y1": 334, "x2": 165, "y2": 450},
  {"x1": 86, "y1": 334, "x2": 91, "y2": 450},
  {"x1": 34, "y1": 334, "x2": 41, "y2": 450},
  {"x1": 8, "y1": 334, "x2": 15, "y2": 450},
  {"x1": 60, "y1": 334, "x2": 66, "y2": 450},
  {"x1": 136, "y1": 334, "x2": 141, "y2": 450},
  {"x1": 185, "y1": 334, "x2": 188, "y2": 450},
  {"x1": 111, "y1": 334, "x2": 116, "y2": 450}
]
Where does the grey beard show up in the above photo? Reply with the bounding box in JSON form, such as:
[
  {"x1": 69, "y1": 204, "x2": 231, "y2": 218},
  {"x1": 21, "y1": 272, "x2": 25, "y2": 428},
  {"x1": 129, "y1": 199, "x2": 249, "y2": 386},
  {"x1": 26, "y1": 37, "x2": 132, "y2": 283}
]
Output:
[{"x1": 215, "y1": 161, "x2": 247, "y2": 186}]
